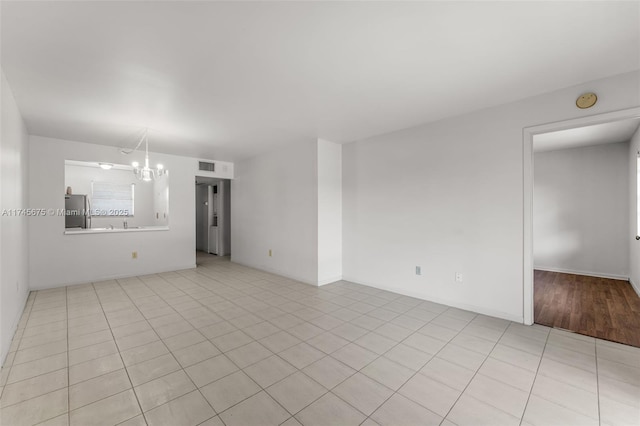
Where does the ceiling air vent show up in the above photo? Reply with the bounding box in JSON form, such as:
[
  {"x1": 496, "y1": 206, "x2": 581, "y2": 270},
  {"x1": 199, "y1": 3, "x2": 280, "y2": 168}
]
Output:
[{"x1": 199, "y1": 161, "x2": 215, "y2": 172}]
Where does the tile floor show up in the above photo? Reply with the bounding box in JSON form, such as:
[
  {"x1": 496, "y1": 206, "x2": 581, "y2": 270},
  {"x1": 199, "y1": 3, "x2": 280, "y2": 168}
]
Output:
[{"x1": 1, "y1": 255, "x2": 639, "y2": 426}]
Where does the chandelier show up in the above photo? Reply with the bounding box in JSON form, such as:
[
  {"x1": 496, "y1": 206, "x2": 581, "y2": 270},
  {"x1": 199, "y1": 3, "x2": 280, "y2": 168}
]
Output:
[{"x1": 120, "y1": 128, "x2": 167, "y2": 182}]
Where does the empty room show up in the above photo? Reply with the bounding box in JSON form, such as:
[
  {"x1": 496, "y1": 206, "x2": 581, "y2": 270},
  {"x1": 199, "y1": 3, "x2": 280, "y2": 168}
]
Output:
[
  {"x1": 532, "y1": 119, "x2": 640, "y2": 346},
  {"x1": 1, "y1": 2, "x2": 639, "y2": 426}
]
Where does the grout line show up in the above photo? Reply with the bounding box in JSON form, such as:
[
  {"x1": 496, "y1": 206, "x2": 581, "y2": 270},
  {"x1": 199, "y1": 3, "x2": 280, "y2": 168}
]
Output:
[
  {"x1": 351, "y1": 312, "x2": 479, "y2": 424},
  {"x1": 6, "y1": 260, "x2": 635, "y2": 426},
  {"x1": 0, "y1": 384, "x2": 68, "y2": 414},
  {"x1": 6, "y1": 340, "x2": 67, "y2": 368},
  {"x1": 154, "y1": 274, "x2": 300, "y2": 423},
  {"x1": 64, "y1": 368, "x2": 128, "y2": 412},
  {"x1": 52, "y1": 292, "x2": 163, "y2": 415},
  {"x1": 432, "y1": 319, "x2": 517, "y2": 424},
  {"x1": 3, "y1": 290, "x2": 71, "y2": 425},
  {"x1": 96, "y1": 280, "x2": 154, "y2": 426},
  {"x1": 119, "y1": 274, "x2": 227, "y2": 424},
  {"x1": 0, "y1": 367, "x2": 69, "y2": 407},
  {"x1": 155, "y1": 267, "x2": 338, "y2": 422},
  {"x1": 518, "y1": 327, "x2": 551, "y2": 426},
  {"x1": 302, "y1": 309, "x2": 472, "y2": 423}
]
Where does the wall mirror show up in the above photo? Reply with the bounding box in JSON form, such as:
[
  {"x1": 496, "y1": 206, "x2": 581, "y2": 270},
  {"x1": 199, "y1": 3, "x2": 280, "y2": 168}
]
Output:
[{"x1": 64, "y1": 160, "x2": 169, "y2": 233}]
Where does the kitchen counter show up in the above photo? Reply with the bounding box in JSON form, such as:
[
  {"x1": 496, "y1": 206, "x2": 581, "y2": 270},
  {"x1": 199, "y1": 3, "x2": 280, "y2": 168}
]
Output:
[{"x1": 64, "y1": 226, "x2": 169, "y2": 235}]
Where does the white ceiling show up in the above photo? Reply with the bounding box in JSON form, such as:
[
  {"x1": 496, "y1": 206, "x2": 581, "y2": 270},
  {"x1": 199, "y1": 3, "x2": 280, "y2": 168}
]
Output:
[
  {"x1": 533, "y1": 118, "x2": 640, "y2": 153},
  {"x1": 1, "y1": 1, "x2": 639, "y2": 161}
]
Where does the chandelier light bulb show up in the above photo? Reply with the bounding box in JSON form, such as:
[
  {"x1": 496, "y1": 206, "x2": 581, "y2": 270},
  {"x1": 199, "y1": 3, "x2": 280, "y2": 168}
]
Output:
[{"x1": 123, "y1": 128, "x2": 167, "y2": 182}]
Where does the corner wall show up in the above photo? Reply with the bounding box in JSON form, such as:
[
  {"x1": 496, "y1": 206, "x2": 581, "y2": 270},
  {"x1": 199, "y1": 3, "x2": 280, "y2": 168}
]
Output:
[
  {"x1": 342, "y1": 70, "x2": 640, "y2": 322},
  {"x1": 231, "y1": 141, "x2": 319, "y2": 284},
  {"x1": 318, "y1": 139, "x2": 343, "y2": 285},
  {"x1": 1, "y1": 72, "x2": 30, "y2": 365},
  {"x1": 533, "y1": 142, "x2": 630, "y2": 279}
]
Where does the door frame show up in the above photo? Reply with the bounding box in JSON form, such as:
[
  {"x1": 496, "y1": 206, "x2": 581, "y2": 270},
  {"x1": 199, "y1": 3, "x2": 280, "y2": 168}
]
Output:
[{"x1": 522, "y1": 106, "x2": 640, "y2": 325}]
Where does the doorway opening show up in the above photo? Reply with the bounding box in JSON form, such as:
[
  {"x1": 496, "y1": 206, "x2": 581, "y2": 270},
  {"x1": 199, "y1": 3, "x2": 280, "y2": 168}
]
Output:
[
  {"x1": 195, "y1": 177, "x2": 231, "y2": 265},
  {"x1": 523, "y1": 108, "x2": 640, "y2": 347}
]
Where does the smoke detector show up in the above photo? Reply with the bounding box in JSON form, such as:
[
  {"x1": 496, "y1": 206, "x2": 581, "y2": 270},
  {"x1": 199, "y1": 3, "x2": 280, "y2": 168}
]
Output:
[{"x1": 576, "y1": 93, "x2": 597, "y2": 109}]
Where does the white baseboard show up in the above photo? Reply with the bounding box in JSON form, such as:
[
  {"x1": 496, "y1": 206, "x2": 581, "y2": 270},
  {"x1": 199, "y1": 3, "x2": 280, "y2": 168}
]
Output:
[
  {"x1": 534, "y1": 266, "x2": 629, "y2": 281},
  {"x1": 229, "y1": 259, "x2": 319, "y2": 286},
  {"x1": 229, "y1": 260, "x2": 341, "y2": 287},
  {"x1": 630, "y1": 277, "x2": 640, "y2": 297},
  {"x1": 29, "y1": 263, "x2": 197, "y2": 291},
  {"x1": 342, "y1": 275, "x2": 524, "y2": 324},
  {"x1": 318, "y1": 276, "x2": 343, "y2": 286}
]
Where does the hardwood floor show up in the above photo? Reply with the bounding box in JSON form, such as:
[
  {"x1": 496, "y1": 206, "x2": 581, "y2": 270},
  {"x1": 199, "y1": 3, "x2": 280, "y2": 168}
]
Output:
[{"x1": 534, "y1": 270, "x2": 640, "y2": 347}]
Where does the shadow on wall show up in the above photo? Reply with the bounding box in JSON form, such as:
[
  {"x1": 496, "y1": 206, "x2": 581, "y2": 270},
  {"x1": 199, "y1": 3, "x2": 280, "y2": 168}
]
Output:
[{"x1": 534, "y1": 182, "x2": 583, "y2": 266}]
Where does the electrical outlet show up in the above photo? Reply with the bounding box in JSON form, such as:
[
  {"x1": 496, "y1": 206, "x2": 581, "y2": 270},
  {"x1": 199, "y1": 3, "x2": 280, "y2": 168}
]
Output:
[
  {"x1": 415, "y1": 266, "x2": 421, "y2": 275},
  {"x1": 268, "y1": 249, "x2": 272, "y2": 257},
  {"x1": 132, "y1": 251, "x2": 138, "y2": 259},
  {"x1": 455, "y1": 272, "x2": 463, "y2": 283}
]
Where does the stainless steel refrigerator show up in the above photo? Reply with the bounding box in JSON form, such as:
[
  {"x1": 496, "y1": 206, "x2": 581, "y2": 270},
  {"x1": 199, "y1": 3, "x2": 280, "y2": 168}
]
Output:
[{"x1": 65, "y1": 194, "x2": 88, "y2": 229}]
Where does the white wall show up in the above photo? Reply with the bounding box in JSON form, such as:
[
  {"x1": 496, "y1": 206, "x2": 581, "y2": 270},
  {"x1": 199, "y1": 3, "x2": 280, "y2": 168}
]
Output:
[
  {"x1": 28, "y1": 136, "x2": 232, "y2": 289},
  {"x1": 534, "y1": 142, "x2": 629, "y2": 279},
  {"x1": 317, "y1": 139, "x2": 343, "y2": 285},
  {"x1": 630, "y1": 127, "x2": 640, "y2": 294},
  {"x1": 65, "y1": 164, "x2": 155, "y2": 228},
  {"x1": 231, "y1": 141, "x2": 319, "y2": 284},
  {"x1": 1, "y1": 72, "x2": 30, "y2": 365},
  {"x1": 342, "y1": 70, "x2": 640, "y2": 322}
]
